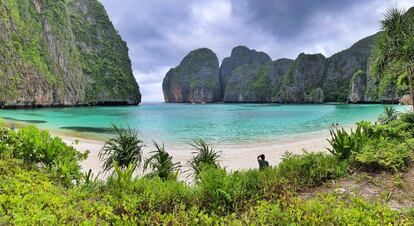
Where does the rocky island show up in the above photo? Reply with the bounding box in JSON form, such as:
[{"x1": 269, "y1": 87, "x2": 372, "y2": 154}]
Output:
[{"x1": 0, "y1": 0, "x2": 141, "y2": 108}]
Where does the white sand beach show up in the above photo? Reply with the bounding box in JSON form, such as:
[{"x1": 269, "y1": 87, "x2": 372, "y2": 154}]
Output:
[{"x1": 60, "y1": 130, "x2": 331, "y2": 178}]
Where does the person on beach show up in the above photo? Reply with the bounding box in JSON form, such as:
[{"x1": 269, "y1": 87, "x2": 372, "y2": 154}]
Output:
[
  {"x1": 257, "y1": 154, "x2": 269, "y2": 170},
  {"x1": 11, "y1": 124, "x2": 16, "y2": 131}
]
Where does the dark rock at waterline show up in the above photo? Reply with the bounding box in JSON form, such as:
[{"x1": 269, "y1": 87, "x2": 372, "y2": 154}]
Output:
[
  {"x1": 60, "y1": 126, "x2": 116, "y2": 134},
  {"x1": 3, "y1": 117, "x2": 47, "y2": 124}
]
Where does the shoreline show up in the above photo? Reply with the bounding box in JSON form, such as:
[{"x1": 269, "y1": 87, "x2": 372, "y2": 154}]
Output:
[
  {"x1": 58, "y1": 129, "x2": 332, "y2": 179},
  {"x1": 2, "y1": 118, "x2": 347, "y2": 178}
]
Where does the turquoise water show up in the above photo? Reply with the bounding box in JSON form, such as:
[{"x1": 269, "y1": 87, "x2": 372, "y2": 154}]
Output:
[{"x1": 0, "y1": 104, "x2": 410, "y2": 144}]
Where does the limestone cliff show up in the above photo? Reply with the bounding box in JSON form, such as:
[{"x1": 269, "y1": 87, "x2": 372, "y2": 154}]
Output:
[
  {"x1": 219, "y1": 46, "x2": 272, "y2": 102},
  {"x1": 162, "y1": 48, "x2": 220, "y2": 103},
  {"x1": 0, "y1": 0, "x2": 140, "y2": 108},
  {"x1": 274, "y1": 53, "x2": 327, "y2": 103}
]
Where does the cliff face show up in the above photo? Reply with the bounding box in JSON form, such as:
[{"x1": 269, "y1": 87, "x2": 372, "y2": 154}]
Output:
[
  {"x1": 0, "y1": 0, "x2": 140, "y2": 108},
  {"x1": 162, "y1": 48, "x2": 220, "y2": 103},
  {"x1": 273, "y1": 34, "x2": 377, "y2": 104},
  {"x1": 219, "y1": 46, "x2": 272, "y2": 102},
  {"x1": 274, "y1": 53, "x2": 327, "y2": 103}
]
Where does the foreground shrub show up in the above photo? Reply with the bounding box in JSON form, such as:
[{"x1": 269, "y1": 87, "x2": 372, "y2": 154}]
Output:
[
  {"x1": 199, "y1": 166, "x2": 264, "y2": 213},
  {"x1": 327, "y1": 125, "x2": 367, "y2": 160},
  {"x1": 359, "y1": 120, "x2": 411, "y2": 141},
  {"x1": 105, "y1": 171, "x2": 200, "y2": 214},
  {"x1": 99, "y1": 125, "x2": 144, "y2": 172},
  {"x1": 353, "y1": 138, "x2": 414, "y2": 173},
  {"x1": 0, "y1": 126, "x2": 87, "y2": 186},
  {"x1": 277, "y1": 152, "x2": 348, "y2": 189},
  {"x1": 2, "y1": 157, "x2": 414, "y2": 225}
]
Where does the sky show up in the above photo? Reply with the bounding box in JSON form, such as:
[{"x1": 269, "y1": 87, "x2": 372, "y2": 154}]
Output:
[{"x1": 100, "y1": 0, "x2": 414, "y2": 102}]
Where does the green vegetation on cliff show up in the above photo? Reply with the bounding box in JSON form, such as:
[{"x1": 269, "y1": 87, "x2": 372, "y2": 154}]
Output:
[
  {"x1": 0, "y1": 0, "x2": 140, "y2": 107},
  {"x1": 163, "y1": 48, "x2": 220, "y2": 103}
]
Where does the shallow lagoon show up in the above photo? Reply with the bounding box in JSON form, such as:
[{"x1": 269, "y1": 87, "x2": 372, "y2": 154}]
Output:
[{"x1": 0, "y1": 103, "x2": 410, "y2": 144}]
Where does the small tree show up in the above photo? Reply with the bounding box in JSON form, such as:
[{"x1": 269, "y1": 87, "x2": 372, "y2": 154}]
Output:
[
  {"x1": 99, "y1": 125, "x2": 144, "y2": 172},
  {"x1": 371, "y1": 8, "x2": 414, "y2": 109}
]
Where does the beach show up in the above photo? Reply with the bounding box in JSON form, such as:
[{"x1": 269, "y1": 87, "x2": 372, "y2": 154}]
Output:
[{"x1": 60, "y1": 130, "x2": 330, "y2": 178}]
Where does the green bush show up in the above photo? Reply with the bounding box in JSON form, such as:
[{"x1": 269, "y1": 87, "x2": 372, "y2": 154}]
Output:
[
  {"x1": 353, "y1": 138, "x2": 414, "y2": 172},
  {"x1": 0, "y1": 126, "x2": 87, "y2": 186},
  {"x1": 277, "y1": 152, "x2": 348, "y2": 188},
  {"x1": 105, "y1": 173, "x2": 200, "y2": 214},
  {"x1": 358, "y1": 120, "x2": 411, "y2": 141},
  {"x1": 2, "y1": 157, "x2": 413, "y2": 225},
  {"x1": 198, "y1": 166, "x2": 264, "y2": 213},
  {"x1": 400, "y1": 112, "x2": 414, "y2": 124}
]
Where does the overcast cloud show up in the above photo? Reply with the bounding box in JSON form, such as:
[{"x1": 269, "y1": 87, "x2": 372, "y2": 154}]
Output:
[{"x1": 100, "y1": 0, "x2": 414, "y2": 102}]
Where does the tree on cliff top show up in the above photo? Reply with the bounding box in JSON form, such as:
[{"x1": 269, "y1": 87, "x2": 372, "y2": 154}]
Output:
[{"x1": 371, "y1": 8, "x2": 414, "y2": 109}]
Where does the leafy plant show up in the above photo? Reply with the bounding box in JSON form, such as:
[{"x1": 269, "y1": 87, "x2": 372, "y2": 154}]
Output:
[
  {"x1": 99, "y1": 125, "x2": 144, "y2": 172},
  {"x1": 4, "y1": 126, "x2": 88, "y2": 186},
  {"x1": 353, "y1": 138, "x2": 413, "y2": 173},
  {"x1": 378, "y1": 106, "x2": 399, "y2": 124},
  {"x1": 358, "y1": 120, "x2": 411, "y2": 141},
  {"x1": 144, "y1": 142, "x2": 181, "y2": 180},
  {"x1": 186, "y1": 139, "x2": 221, "y2": 179},
  {"x1": 326, "y1": 125, "x2": 367, "y2": 160}
]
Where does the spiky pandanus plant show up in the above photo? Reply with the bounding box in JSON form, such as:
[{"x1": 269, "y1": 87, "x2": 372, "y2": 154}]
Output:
[
  {"x1": 98, "y1": 125, "x2": 144, "y2": 172},
  {"x1": 186, "y1": 139, "x2": 221, "y2": 179},
  {"x1": 144, "y1": 142, "x2": 181, "y2": 180},
  {"x1": 371, "y1": 8, "x2": 414, "y2": 109},
  {"x1": 379, "y1": 105, "x2": 399, "y2": 124}
]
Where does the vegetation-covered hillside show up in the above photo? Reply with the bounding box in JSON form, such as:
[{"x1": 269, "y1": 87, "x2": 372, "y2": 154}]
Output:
[{"x1": 0, "y1": 0, "x2": 140, "y2": 108}]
